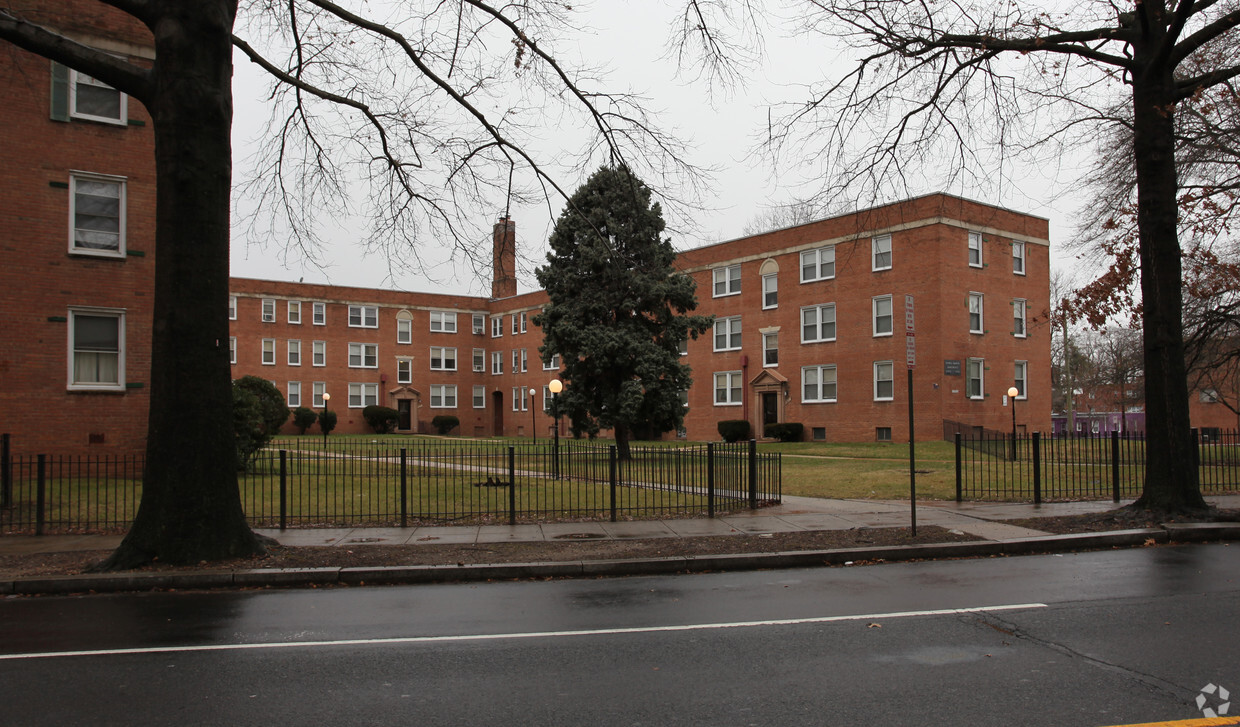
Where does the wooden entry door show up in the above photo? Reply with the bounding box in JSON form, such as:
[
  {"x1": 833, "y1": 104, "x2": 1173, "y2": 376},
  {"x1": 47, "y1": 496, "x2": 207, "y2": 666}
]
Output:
[{"x1": 762, "y1": 392, "x2": 778, "y2": 431}]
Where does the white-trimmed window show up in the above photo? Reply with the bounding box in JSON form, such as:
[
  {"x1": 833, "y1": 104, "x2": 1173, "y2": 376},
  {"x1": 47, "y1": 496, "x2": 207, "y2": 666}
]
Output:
[
  {"x1": 473, "y1": 313, "x2": 486, "y2": 335},
  {"x1": 802, "y1": 365, "x2": 837, "y2": 403},
  {"x1": 288, "y1": 301, "x2": 302, "y2": 325},
  {"x1": 261, "y1": 338, "x2": 276, "y2": 365},
  {"x1": 312, "y1": 382, "x2": 326, "y2": 408},
  {"x1": 873, "y1": 361, "x2": 894, "y2": 401},
  {"x1": 229, "y1": 336, "x2": 237, "y2": 365},
  {"x1": 69, "y1": 68, "x2": 126, "y2": 125},
  {"x1": 492, "y1": 351, "x2": 503, "y2": 375},
  {"x1": 520, "y1": 312, "x2": 528, "y2": 333},
  {"x1": 348, "y1": 342, "x2": 378, "y2": 368},
  {"x1": 1014, "y1": 361, "x2": 1028, "y2": 399},
  {"x1": 261, "y1": 299, "x2": 276, "y2": 323},
  {"x1": 430, "y1": 384, "x2": 457, "y2": 408},
  {"x1": 429, "y1": 346, "x2": 457, "y2": 371},
  {"x1": 348, "y1": 382, "x2": 379, "y2": 408},
  {"x1": 430, "y1": 311, "x2": 457, "y2": 333},
  {"x1": 312, "y1": 302, "x2": 326, "y2": 325},
  {"x1": 677, "y1": 339, "x2": 689, "y2": 357},
  {"x1": 69, "y1": 174, "x2": 125, "y2": 257},
  {"x1": 873, "y1": 295, "x2": 893, "y2": 337},
  {"x1": 969, "y1": 292, "x2": 984, "y2": 334},
  {"x1": 520, "y1": 348, "x2": 528, "y2": 372},
  {"x1": 967, "y1": 358, "x2": 985, "y2": 399},
  {"x1": 713, "y1": 265, "x2": 741, "y2": 297},
  {"x1": 511, "y1": 387, "x2": 528, "y2": 412},
  {"x1": 802, "y1": 304, "x2": 836, "y2": 343},
  {"x1": 348, "y1": 305, "x2": 378, "y2": 328},
  {"x1": 397, "y1": 358, "x2": 412, "y2": 384},
  {"x1": 473, "y1": 385, "x2": 487, "y2": 409},
  {"x1": 510, "y1": 314, "x2": 518, "y2": 335},
  {"x1": 968, "y1": 231, "x2": 983, "y2": 268},
  {"x1": 287, "y1": 339, "x2": 301, "y2": 366},
  {"x1": 396, "y1": 313, "x2": 412, "y2": 344},
  {"x1": 511, "y1": 350, "x2": 519, "y2": 373},
  {"x1": 473, "y1": 348, "x2": 486, "y2": 373},
  {"x1": 1012, "y1": 241, "x2": 1026, "y2": 275},
  {"x1": 312, "y1": 340, "x2": 326, "y2": 367},
  {"x1": 714, "y1": 371, "x2": 743, "y2": 406},
  {"x1": 872, "y1": 234, "x2": 892, "y2": 271},
  {"x1": 800, "y1": 246, "x2": 835, "y2": 282},
  {"x1": 762, "y1": 273, "x2": 778, "y2": 309},
  {"x1": 544, "y1": 353, "x2": 562, "y2": 370},
  {"x1": 491, "y1": 316, "x2": 502, "y2": 338},
  {"x1": 287, "y1": 381, "x2": 301, "y2": 408},
  {"x1": 714, "y1": 316, "x2": 742, "y2": 351},
  {"x1": 68, "y1": 308, "x2": 124, "y2": 390},
  {"x1": 1013, "y1": 299, "x2": 1027, "y2": 338},
  {"x1": 763, "y1": 332, "x2": 779, "y2": 367},
  {"x1": 228, "y1": 296, "x2": 237, "y2": 321}
]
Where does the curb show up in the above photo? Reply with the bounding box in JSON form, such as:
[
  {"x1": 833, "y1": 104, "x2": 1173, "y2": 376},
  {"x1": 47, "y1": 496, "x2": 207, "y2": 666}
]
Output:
[{"x1": 0, "y1": 524, "x2": 1232, "y2": 596}]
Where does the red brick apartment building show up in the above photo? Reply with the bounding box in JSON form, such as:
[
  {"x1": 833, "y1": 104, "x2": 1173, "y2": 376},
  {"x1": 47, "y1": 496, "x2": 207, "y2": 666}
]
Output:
[
  {"x1": 0, "y1": 2, "x2": 156, "y2": 454},
  {"x1": 229, "y1": 195, "x2": 1054, "y2": 442}
]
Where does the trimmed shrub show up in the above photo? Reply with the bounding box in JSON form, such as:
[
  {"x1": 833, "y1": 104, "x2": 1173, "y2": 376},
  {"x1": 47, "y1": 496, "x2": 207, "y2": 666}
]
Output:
[
  {"x1": 233, "y1": 375, "x2": 289, "y2": 470},
  {"x1": 717, "y1": 419, "x2": 751, "y2": 443},
  {"x1": 293, "y1": 406, "x2": 318, "y2": 434},
  {"x1": 765, "y1": 422, "x2": 804, "y2": 443},
  {"x1": 363, "y1": 405, "x2": 400, "y2": 434},
  {"x1": 431, "y1": 414, "x2": 460, "y2": 435},
  {"x1": 318, "y1": 408, "x2": 338, "y2": 437}
]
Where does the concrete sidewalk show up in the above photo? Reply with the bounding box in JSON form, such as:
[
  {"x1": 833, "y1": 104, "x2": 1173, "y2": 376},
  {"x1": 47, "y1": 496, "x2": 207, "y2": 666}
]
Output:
[{"x1": 6, "y1": 495, "x2": 1239, "y2": 556}]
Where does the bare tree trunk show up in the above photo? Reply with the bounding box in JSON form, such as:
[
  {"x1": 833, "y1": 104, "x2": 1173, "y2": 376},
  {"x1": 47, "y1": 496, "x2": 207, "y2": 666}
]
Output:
[
  {"x1": 614, "y1": 422, "x2": 632, "y2": 461},
  {"x1": 96, "y1": 1, "x2": 264, "y2": 569}
]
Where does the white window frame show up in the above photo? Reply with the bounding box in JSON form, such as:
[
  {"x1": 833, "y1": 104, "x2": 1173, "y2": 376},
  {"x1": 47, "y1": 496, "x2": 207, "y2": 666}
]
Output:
[
  {"x1": 714, "y1": 316, "x2": 742, "y2": 352},
  {"x1": 762, "y1": 332, "x2": 779, "y2": 368},
  {"x1": 714, "y1": 371, "x2": 743, "y2": 406},
  {"x1": 348, "y1": 305, "x2": 378, "y2": 328},
  {"x1": 491, "y1": 316, "x2": 503, "y2": 338},
  {"x1": 968, "y1": 231, "x2": 984, "y2": 268},
  {"x1": 544, "y1": 353, "x2": 562, "y2": 371},
  {"x1": 512, "y1": 350, "x2": 520, "y2": 373},
  {"x1": 261, "y1": 298, "x2": 276, "y2": 323},
  {"x1": 397, "y1": 358, "x2": 412, "y2": 384},
  {"x1": 800, "y1": 246, "x2": 835, "y2": 283},
  {"x1": 312, "y1": 340, "x2": 326, "y2": 367},
  {"x1": 1014, "y1": 361, "x2": 1028, "y2": 400},
  {"x1": 677, "y1": 339, "x2": 689, "y2": 357},
  {"x1": 511, "y1": 387, "x2": 529, "y2": 412},
  {"x1": 430, "y1": 311, "x2": 457, "y2": 333},
  {"x1": 802, "y1": 364, "x2": 837, "y2": 404},
  {"x1": 67, "y1": 307, "x2": 125, "y2": 391},
  {"x1": 492, "y1": 351, "x2": 503, "y2": 375},
  {"x1": 312, "y1": 382, "x2": 326, "y2": 408},
  {"x1": 511, "y1": 314, "x2": 519, "y2": 335},
  {"x1": 287, "y1": 301, "x2": 302, "y2": 325},
  {"x1": 1013, "y1": 299, "x2": 1027, "y2": 338},
  {"x1": 969, "y1": 292, "x2": 984, "y2": 334},
  {"x1": 348, "y1": 342, "x2": 378, "y2": 369},
  {"x1": 473, "y1": 385, "x2": 487, "y2": 409},
  {"x1": 287, "y1": 339, "x2": 301, "y2": 366},
  {"x1": 430, "y1": 346, "x2": 457, "y2": 371},
  {"x1": 229, "y1": 336, "x2": 237, "y2": 365},
  {"x1": 520, "y1": 348, "x2": 528, "y2": 373},
  {"x1": 397, "y1": 316, "x2": 412, "y2": 344},
  {"x1": 261, "y1": 338, "x2": 276, "y2": 366},
  {"x1": 228, "y1": 296, "x2": 237, "y2": 321},
  {"x1": 873, "y1": 361, "x2": 895, "y2": 402},
  {"x1": 348, "y1": 382, "x2": 379, "y2": 408},
  {"x1": 762, "y1": 273, "x2": 778, "y2": 309},
  {"x1": 967, "y1": 358, "x2": 985, "y2": 400},
  {"x1": 473, "y1": 348, "x2": 486, "y2": 373},
  {"x1": 69, "y1": 68, "x2": 127, "y2": 125},
  {"x1": 1012, "y1": 241, "x2": 1026, "y2": 275},
  {"x1": 872, "y1": 234, "x2": 892, "y2": 271},
  {"x1": 520, "y1": 312, "x2": 528, "y2": 333},
  {"x1": 430, "y1": 384, "x2": 458, "y2": 409},
  {"x1": 473, "y1": 313, "x2": 486, "y2": 335},
  {"x1": 287, "y1": 381, "x2": 301, "y2": 408},
  {"x1": 312, "y1": 302, "x2": 326, "y2": 326},
  {"x1": 712, "y1": 265, "x2": 742, "y2": 297},
  {"x1": 802, "y1": 303, "x2": 837, "y2": 343},
  {"x1": 69, "y1": 173, "x2": 126, "y2": 258},
  {"x1": 872, "y1": 295, "x2": 893, "y2": 337}
]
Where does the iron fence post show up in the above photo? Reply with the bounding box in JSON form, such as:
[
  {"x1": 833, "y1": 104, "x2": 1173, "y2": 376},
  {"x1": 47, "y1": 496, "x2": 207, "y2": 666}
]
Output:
[
  {"x1": 1, "y1": 433, "x2": 10, "y2": 509},
  {"x1": 707, "y1": 442, "x2": 715, "y2": 518},
  {"x1": 279, "y1": 450, "x2": 287, "y2": 531},
  {"x1": 954, "y1": 432, "x2": 962, "y2": 503},
  {"x1": 748, "y1": 438, "x2": 758, "y2": 509},
  {"x1": 1032, "y1": 433, "x2": 1041, "y2": 505},
  {"x1": 1191, "y1": 428, "x2": 1201, "y2": 493},
  {"x1": 609, "y1": 445, "x2": 617, "y2": 523},
  {"x1": 400, "y1": 448, "x2": 408, "y2": 529},
  {"x1": 508, "y1": 446, "x2": 516, "y2": 526},
  {"x1": 1111, "y1": 431, "x2": 1121, "y2": 503},
  {"x1": 36, "y1": 454, "x2": 46, "y2": 536}
]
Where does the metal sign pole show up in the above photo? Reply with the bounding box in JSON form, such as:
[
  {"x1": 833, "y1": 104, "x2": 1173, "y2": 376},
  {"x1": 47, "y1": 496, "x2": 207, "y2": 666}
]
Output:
[{"x1": 905, "y1": 294, "x2": 916, "y2": 537}]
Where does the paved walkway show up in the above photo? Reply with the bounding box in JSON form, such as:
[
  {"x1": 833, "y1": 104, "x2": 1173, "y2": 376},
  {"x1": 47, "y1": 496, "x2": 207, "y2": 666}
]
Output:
[{"x1": 7, "y1": 495, "x2": 1239, "y2": 555}]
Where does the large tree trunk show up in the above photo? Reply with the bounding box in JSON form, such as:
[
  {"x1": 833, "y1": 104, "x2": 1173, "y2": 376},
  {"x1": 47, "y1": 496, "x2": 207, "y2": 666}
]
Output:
[
  {"x1": 96, "y1": 1, "x2": 265, "y2": 569},
  {"x1": 1129, "y1": 9, "x2": 1208, "y2": 514}
]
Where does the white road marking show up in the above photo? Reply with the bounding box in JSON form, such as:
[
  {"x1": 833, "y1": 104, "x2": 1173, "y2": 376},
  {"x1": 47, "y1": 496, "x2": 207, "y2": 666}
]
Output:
[{"x1": 0, "y1": 602, "x2": 1046, "y2": 661}]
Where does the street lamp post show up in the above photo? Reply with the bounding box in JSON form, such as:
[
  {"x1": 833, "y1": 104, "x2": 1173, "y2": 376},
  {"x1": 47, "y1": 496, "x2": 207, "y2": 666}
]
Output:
[
  {"x1": 549, "y1": 379, "x2": 563, "y2": 479},
  {"x1": 321, "y1": 392, "x2": 331, "y2": 447},
  {"x1": 1007, "y1": 385, "x2": 1019, "y2": 461},
  {"x1": 529, "y1": 387, "x2": 538, "y2": 440}
]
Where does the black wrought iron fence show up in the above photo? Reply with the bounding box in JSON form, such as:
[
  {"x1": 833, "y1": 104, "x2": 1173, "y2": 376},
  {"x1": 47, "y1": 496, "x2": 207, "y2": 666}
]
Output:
[
  {"x1": 1, "y1": 434, "x2": 781, "y2": 534},
  {"x1": 954, "y1": 429, "x2": 1240, "y2": 502}
]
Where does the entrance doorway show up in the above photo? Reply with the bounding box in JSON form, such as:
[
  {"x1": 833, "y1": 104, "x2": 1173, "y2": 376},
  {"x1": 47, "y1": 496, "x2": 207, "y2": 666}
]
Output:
[
  {"x1": 492, "y1": 390, "x2": 504, "y2": 436},
  {"x1": 762, "y1": 392, "x2": 778, "y2": 430},
  {"x1": 397, "y1": 400, "x2": 412, "y2": 431}
]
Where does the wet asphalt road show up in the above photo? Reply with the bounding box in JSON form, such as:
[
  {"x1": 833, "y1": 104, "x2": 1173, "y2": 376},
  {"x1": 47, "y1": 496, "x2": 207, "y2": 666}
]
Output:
[{"x1": 1, "y1": 544, "x2": 1237, "y2": 726}]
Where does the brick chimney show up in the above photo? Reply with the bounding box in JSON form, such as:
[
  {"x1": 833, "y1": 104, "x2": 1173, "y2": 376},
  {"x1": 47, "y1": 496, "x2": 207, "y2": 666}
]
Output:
[{"x1": 492, "y1": 216, "x2": 517, "y2": 299}]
